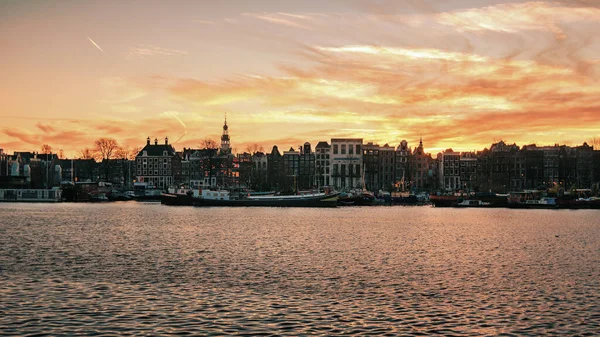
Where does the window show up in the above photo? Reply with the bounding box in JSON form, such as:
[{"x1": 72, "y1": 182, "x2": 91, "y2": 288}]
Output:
[
  {"x1": 341, "y1": 164, "x2": 346, "y2": 175},
  {"x1": 356, "y1": 144, "x2": 361, "y2": 154},
  {"x1": 333, "y1": 145, "x2": 338, "y2": 154},
  {"x1": 349, "y1": 145, "x2": 353, "y2": 155},
  {"x1": 356, "y1": 164, "x2": 360, "y2": 175},
  {"x1": 341, "y1": 145, "x2": 346, "y2": 155},
  {"x1": 333, "y1": 164, "x2": 339, "y2": 175}
]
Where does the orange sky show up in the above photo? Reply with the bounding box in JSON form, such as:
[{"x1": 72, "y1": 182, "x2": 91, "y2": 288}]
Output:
[{"x1": 1, "y1": 0, "x2": 599, "y2": 157}]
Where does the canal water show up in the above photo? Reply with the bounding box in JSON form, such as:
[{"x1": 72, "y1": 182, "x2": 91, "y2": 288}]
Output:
[{"x1": 1, "y1": 203, "x2": 599, "y2": 336}]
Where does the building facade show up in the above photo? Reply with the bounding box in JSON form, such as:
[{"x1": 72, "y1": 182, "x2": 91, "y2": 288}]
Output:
[
  {"x1": 135, "y1": 137, "x2": 181, "y2": 189},
  {"x1": 315, "y1": 141, "x2": 331, "y2": 188},
  {"x1": 330, "y1": 138, "x2": 363, "y2": 190}
]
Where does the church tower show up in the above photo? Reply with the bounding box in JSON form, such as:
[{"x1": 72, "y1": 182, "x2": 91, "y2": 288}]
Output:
[{"x1": 220, "y1": 116, "x2": 231, "y2": 155}]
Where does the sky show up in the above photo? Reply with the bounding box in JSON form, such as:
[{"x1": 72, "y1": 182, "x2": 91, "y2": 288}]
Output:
[{"x1": 1, "y1": 0, "x2": 599, "y2": 156}]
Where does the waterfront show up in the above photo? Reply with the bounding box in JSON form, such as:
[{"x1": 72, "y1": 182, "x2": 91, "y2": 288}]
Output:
[{"x1": 1, "y1": 203, "x2": 599, "y2": 336}]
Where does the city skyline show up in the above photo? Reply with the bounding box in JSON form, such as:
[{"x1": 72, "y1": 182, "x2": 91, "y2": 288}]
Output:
[{"x1": 1, "y1": 0, "x2": 600, "y2": 155}]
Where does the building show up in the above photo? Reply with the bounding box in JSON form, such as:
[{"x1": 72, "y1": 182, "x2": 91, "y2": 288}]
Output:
[
  {"x1": 575, "y1": 143, "x2": 594, "y2": 189},
  {"x1": 250, "y1": 151, "x2": 268, "y2": 191},
  {"x1": 282, "y1": 147, "x2": 300, "y2": 192},
  {"x1": 410, "y1": 138, "x2": 433, "y2": 192},
  {"x1": 379, "y1": 144, "x2": 395, "y2": 191},
  {"x1": 330, "y1": 138, "x2": 363, "y2": 190},
  {"x1": 459, "y1": 152, "x2": 478, "y2": 192},
  {"x1": 236, "y1": 152, "x2": 252, "y2": 189},
  {"x1": 267, "y1": 145, "x2": 284, "y2": 191},
  {"x1": 395, "y1": 140, "x2": 410, "y2": 188},
  {"x1": 135, "y1": 137, "x2": 181, "y2": 189},
  {"x1": 220, "y1": 118, "x2": 231, "y2": 155},
  {"x1": 440, "y1": 149, "x2": 461, "y2": 192},
  {"x1": 363, "y1": 142, "x2": 380, "y2": 191},
  {"x1": 315, "y1": 141, "x2": 331, "y2": 188},
  {"x1": 298, "y1": 142, "x2": 315, "y2": 190}
]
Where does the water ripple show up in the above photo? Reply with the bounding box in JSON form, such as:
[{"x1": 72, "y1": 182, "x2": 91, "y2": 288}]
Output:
[{"x1": 1, "y1": 203, "x2": 599, "y2": 335}]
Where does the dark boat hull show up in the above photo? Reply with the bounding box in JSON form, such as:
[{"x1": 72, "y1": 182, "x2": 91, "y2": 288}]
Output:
[
  {"x1": 161, "y1": 193, "x2": 193, "y2": 206},
  {"x1": 133, "y1": 195, "x2": 162, "y2": 202},
  {"x1": 192, "y1": 195, "x2": 338, "y2": 208}
]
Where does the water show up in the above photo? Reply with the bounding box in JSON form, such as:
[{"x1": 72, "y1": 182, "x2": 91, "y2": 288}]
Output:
[{"x1": 1, "y1": 203, "x2": 599, "y2": 336}]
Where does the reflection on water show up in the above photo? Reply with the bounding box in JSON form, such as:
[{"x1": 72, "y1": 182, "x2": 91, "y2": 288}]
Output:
[{"x1": 1, "y1": 203, "x2": 599, "y2": 335}]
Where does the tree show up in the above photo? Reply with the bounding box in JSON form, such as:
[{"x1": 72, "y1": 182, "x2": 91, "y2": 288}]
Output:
[
  {"x1": 115, "y1": 146, "x2": 139, "y2": 160},
  {"x1": 41, "y1": 144, "x2": 52, "y2": 154},
  {"x1": 591, "y1": 137, "x2": 600, "y2": 150},
  {"x1": 245, "y1": 143, "x2": 264, "y2": 155},
  {"x1": 79, "y1": 148, "x2": 95, "y2": 160},
  {"x1": 94, "y1": 138, "x2": 119, "y2": 160},
  {"x1": 94, "y1": 138, "x2": 119, "y2": 182},
  {"x1": 200, "y1": 138, "x2": 218, "y2": 149}
]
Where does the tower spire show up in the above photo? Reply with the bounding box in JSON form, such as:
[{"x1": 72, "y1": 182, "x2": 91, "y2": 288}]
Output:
[{"x1": 220, "y1": 114, "x2": 231, "y2": 154}]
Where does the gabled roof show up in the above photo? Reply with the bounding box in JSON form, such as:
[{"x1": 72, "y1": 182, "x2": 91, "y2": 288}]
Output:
[
  {"x1": 137, "y1": 144, "x2": 176, "y2": 157},
  {"x1": 315, "y1": 141, "x2": 330, "y2": 148}
]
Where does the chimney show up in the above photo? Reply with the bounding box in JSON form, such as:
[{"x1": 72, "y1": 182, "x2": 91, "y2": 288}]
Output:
[
  {"x1": 147, "y1": 137, "x2": 150, "y2": 145},
  {"x1": 165, "y1": 137, "x2": 168, "y2": 145},
  {"x1": 154, "y1": 138, "x2": 158, "y2": 145}
]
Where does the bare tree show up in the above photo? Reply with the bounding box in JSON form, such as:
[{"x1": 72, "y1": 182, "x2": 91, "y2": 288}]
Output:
[
  {"x1": 115, "y1": 146, "x2": 141, "y2": 160},
  {"x1": 130, "y1": 146, "x2": 141, "y2": 160},
  {"x1": 591, "y1": 137, "x2": 600, "y2": 150},
  {"x1": 245, "y1": 143, "x2": 264, "y2": 154},
  {"x1": 94, "y1": 138, "x2": 119, "y2": 160},
  {"x1": 79, "y1": 148, "x2": 95, "y2": 160},
  {"x1": 41, "y1": 144, "x2": 52, "y2": 154},
  {"x1": 94, "y1": 138, "x2": 119, "y2": 182},
  {"x1": 58, "y1": 149, "x2": 64, "y2": 159},
  {"x1": 115, "y1": 146, "x2": 130, "y2": 160},
  {"x1": 200, "y1": 138, "x2": 218, "y2": 149}
]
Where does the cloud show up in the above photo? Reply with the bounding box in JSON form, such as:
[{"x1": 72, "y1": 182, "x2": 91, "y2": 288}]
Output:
[
  {"x1": 242, "y1": 12, "x2": 314, "y2": 30},
  {"x1": 4, "y1": 1, "x2": 600, "y2": 155},
  {"x1": 125, "y1": 44, "x2": 188, "y2": 59},
  {"x1": 35, "y1": 123, "x2": 55, "y2": 134},
  {"x1": 437, "y1": 1, "x2": 600, "y2": 39}
]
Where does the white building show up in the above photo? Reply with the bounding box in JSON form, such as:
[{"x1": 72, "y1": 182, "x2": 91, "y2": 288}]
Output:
[{"x1": 330, "y1": 138, "x2": 363, "y2": 190}]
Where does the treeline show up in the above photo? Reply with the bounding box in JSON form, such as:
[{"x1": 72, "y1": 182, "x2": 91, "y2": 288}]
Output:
[{"x1": 40, "y1": 138, "x2": 140, "y2": 162}]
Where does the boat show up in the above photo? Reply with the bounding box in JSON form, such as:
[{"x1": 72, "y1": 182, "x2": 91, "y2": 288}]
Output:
[
  {"x1": 0, "y1": 188, "x2": 62, "y2": 203},
  {"x1": 337, "y1": 165, "x2": 377, "y2": 206},
  {"x1": 429, "y1": 194, "x2": 461, "y2": 207},
  {"x1": 337, "y1": 189, "x2": 376, "y2": 206},
  {"x1": 107, "y1": 189, "x2": 134, "y2": 201},
  {"x1": 508, "y1": 192, "x2": 559, "y2": 209},
  {"x1": 132, "y1": 182, "x2": 162, "y2": 201},
  {"x1": 161, "y1": 186, "x2": 193, "y2": 206},
  {"x1": 431, "y1": 192, "x2": 508, "y2": 208},
  {"x1": 192, "y1": 189, "x2": 339, "y2": 207},
  {"x1": 454, "y1": 199, "x2": 491, "y2": 207},
  {"x1": 89, "y1": 192, "x2": 110, "y2": 202}
]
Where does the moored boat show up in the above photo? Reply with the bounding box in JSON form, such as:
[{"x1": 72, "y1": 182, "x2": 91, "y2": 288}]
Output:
[
  {"x1": 454, "y1": 199, "x2": 491, "y2": 207},
  {"x1": 161, "y1": 186, "x2": 194, "y2": 206},
  {"x1": 192, "y1": 190, "x2": 339, "y2": 207}
]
